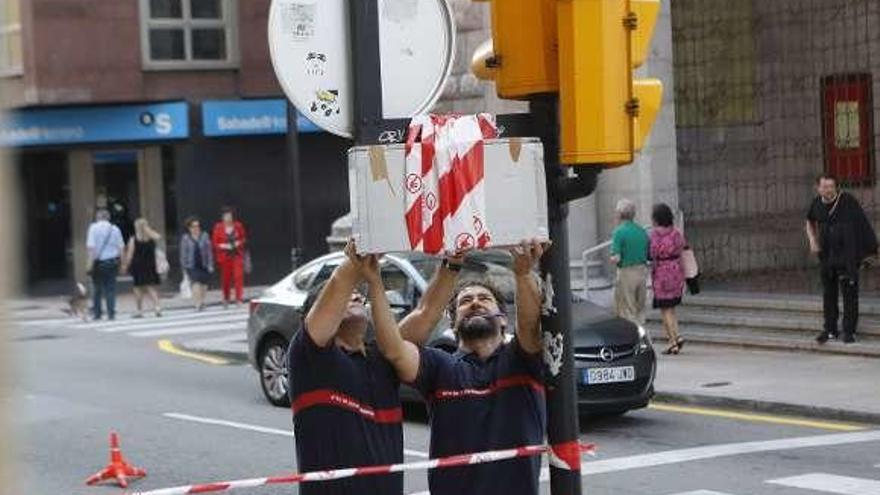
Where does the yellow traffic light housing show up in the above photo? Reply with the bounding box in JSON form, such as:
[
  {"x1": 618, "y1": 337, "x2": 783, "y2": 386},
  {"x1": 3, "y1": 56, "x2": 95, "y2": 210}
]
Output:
[
  {"x1": 558, "y1": 0, "x2": 634, "y2": 165},
  {"x1": 471, "y1": 0, "x2": 663, "y2": 165},
  {"x1": 558, "y1": 0, "x2": 663, "y2": 166},
  {"x1": 472, "y1": 0, "x2": 558, "y2": 99}
]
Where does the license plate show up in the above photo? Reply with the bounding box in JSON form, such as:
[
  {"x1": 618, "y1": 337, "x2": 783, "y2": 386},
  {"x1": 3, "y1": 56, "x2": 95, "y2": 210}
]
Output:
[{"x1": 582, "y1": 366, "x2": 635, "y2": 385}]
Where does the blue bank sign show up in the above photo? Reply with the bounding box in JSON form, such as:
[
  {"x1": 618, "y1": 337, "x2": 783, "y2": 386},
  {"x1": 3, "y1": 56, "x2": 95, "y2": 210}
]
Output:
[
  {"x1": 201, "y1": 99, "x2": 320, "y2": 137},
  {"x1": 0, "y1": 102, "x2": 189, "y2": 147}
]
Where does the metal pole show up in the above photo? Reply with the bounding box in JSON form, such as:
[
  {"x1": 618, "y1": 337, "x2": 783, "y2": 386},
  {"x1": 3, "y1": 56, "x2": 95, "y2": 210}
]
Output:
[
  {"x1": 349, "y1": 0, "x2": 384, "y2": 144},
  {"x1": 531, "y1": 94, "x2": 583, "y2": 495},
  {"x1": 286, "y1": 103, "x2": 305, "y2": 270}
]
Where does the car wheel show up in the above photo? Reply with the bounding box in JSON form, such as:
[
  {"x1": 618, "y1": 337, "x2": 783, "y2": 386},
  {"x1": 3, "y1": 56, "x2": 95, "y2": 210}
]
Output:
[{"x1": 259, "y1": 336, "x2": 290, "y2": 407}]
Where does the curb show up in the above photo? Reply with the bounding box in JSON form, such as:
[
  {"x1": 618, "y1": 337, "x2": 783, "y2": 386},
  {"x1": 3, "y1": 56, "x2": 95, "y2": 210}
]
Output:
[
  {"x1": 654, "y1": 390, "x2": 880, "y2": 426},
  {"x1": 649, "y1": 333, "x2": 880, "y2": 358}
]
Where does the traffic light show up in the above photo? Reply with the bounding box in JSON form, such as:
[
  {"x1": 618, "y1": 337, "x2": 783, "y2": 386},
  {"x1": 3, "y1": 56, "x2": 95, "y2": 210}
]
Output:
[
  {"x1": 630, "y1": 0, "x2": 663, "y2": 154},
  {"x1": 472, "y1": 0, "x2": 664, "y2": 166},
  {"x1": 470, "y1": 0, "x2": 557, "y2": 99},
  {"x1": 558, "y1": 0, "x2": 663, "y2": 166}
]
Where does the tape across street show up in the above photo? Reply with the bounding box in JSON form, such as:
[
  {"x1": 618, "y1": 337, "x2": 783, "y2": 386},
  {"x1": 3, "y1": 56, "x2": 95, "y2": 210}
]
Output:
[{"x1": 128, "y1": 442, "x2": 595, "y2": 495}]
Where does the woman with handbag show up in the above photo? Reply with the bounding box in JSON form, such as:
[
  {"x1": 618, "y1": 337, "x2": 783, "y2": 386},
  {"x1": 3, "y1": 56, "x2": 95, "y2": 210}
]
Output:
[
  {"x1": 649, "y1": 203, "x2": 688, "y2": 355},
  {"x1": 211, "y1": 206, "x2": 248, "y2": 309},
  {"x1": 180, "y1": 216, "x2": 214, "y2": 312},
  {"x1": 122, "y1": 218, "x2": 163, "y2": 318}
]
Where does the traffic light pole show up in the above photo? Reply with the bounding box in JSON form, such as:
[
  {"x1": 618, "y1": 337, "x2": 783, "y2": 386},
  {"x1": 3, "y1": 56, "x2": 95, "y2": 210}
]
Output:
[
  {"x1": 347, "y1": 5, "x2": 595, "y2": 494},
  {"x1": 532, "y1": 95, "x2": 599, "y2": 495}
]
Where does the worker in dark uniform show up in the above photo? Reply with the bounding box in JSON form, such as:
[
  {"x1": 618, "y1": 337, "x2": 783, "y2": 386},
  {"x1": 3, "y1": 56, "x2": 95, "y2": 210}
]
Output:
[
  {"x1": 356, "y1": 239, "x2": 547, "y2": 495},
  {"x1": 288, "y1": 241, "x2": 463, "y2": 494}
]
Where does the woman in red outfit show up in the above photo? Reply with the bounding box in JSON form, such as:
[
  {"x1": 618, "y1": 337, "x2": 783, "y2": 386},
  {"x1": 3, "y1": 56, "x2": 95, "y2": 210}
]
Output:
[{"x1": 212, "y1": 206, "x2": 247, "y2": 308}]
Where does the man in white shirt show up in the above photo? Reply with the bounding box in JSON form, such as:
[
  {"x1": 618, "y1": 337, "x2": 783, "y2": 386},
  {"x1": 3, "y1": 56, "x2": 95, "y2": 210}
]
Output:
[{"x1": 86, "y1": 208, "x2": 125, "y2": 320}]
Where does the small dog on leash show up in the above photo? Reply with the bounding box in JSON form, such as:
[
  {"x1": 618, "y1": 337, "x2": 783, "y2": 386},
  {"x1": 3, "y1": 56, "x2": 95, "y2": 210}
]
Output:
[{"x1": 65, "y1": 282, "x2": 90, "y2": 321}]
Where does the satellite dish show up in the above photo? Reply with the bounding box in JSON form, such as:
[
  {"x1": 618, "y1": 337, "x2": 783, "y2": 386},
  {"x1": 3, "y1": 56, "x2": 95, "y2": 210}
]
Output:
[{"x1": 268, "y1": 0, "x2": 456, "y2": 139}]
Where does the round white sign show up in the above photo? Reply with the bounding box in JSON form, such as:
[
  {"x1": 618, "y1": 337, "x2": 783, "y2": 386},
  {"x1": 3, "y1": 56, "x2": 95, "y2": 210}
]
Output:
[{"x1": 268, "y1": 0, "x2": 456, "y2": 139}]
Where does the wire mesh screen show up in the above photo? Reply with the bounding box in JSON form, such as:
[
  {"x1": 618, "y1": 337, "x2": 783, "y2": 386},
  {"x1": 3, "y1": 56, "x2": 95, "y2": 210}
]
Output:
[{"x1": 672, "y1": 0, "x2": 880, "y2": 293}]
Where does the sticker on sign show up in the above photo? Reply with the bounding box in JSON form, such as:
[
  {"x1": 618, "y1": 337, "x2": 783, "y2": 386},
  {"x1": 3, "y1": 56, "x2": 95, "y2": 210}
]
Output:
[{"x1": 268, "y1": 0, "x2": 455, "y2": 138}]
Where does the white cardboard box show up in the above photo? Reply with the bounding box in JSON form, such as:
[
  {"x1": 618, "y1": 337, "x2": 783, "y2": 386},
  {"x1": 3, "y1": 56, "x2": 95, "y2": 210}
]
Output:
[{"x1": 349, "y1": 138, "x2": 549, "y2": 254}]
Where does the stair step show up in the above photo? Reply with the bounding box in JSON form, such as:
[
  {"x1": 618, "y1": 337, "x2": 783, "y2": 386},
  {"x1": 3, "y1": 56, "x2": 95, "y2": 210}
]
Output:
[
  {"x1": 646, "y1": 323, "x2": 880, "y2": 358},
  {"x1": 646, "y1": 308, "x2": 880, "y2": 337},
  {"x1": 682, "y1": 293, "x2": 880, "y2": 316}
]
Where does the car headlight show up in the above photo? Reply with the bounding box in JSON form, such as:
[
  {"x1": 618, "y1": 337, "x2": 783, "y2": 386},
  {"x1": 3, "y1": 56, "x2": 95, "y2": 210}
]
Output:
[{"x1": 636, "y1": 325, "x2": 652, "y2": 354}]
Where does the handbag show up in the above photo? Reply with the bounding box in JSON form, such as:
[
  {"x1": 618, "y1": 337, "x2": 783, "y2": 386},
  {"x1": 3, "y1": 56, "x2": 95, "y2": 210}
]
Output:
[
  {"x1": 155, "y1": 248, "x2": 170, "y2": 275},
  {"x1": 681, "y1": 247, "x2": 701, "y2": 295},
  {"x1": 179, "y1": 273, "x2": 192, "y2": 299}
]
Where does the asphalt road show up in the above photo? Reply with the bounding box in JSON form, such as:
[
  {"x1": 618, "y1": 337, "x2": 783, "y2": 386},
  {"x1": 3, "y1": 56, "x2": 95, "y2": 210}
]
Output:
[{"x1": 7, "y1": 309, "x2": 880, "y2": 495}]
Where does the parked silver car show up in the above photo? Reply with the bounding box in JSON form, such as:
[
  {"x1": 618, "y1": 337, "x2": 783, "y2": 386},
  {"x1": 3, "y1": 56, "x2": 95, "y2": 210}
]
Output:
[{"x1": 247, "y1": 251, "x2": 655, "y2": 415}]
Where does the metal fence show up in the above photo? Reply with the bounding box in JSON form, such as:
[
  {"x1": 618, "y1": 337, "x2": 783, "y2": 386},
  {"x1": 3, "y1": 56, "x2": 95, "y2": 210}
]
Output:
[{"x1": 671, "y1": 0, "x2": 880, "y2": 293}]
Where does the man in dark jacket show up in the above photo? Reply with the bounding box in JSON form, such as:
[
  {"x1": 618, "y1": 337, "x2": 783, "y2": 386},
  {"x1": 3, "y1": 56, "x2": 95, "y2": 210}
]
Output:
[{"x1": 805, "y1": 174, "x2": 878, "y2": 344}]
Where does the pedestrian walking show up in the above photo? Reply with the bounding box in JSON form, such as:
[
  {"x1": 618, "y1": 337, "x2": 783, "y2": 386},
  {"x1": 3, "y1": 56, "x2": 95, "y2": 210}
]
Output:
[
  {"x1": 805, "y1": 174, "x2": 877, "y2": 344},
  {"x1": 649, "y1": 203, "x2": 687, "y2": 355},
  {"x1": 121, "y1": 218, "x2": 163, "y2": 318},
  {"x1": 360, "y1": 239, "x2": 547, "y2": 495},
  {"x1": 288, "y1": 240, "x2": 460, "y2": 495},
  {"x1": 86, "y1": 208, "x2": 125, "y2": 321},
  {"x1": 212, "y1": 206, "x2": 248, "y2": 308},
  {"x1": 179, "y1": 217, "x2": 214, "y2": 311},
  {"x1": 610, "y1": 199, "x2": 650, "y2": 325}
]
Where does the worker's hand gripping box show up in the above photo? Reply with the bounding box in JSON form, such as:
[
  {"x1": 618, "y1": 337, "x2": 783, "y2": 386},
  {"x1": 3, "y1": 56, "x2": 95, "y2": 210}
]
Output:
[{"x1": 349, "y1": 138, "x2": 549, "y2": 254}]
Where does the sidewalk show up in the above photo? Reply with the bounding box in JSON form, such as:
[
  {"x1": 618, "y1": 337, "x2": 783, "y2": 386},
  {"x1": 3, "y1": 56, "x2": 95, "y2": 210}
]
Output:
[{"x1": 653, "y1": 343, "x2": 880, "y2": 424}]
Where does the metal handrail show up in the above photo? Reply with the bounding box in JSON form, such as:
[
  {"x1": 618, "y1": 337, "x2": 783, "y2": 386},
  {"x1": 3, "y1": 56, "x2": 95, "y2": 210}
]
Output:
[{"x1": 580, "y1": 223, "x2": 652, "y2": 300}]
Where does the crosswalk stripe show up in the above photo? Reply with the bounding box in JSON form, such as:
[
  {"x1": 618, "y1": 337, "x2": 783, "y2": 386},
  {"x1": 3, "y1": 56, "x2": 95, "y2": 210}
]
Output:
[
  {"x1": 95, "y1": 314, "x2": 248, "y2": 333},
  {"x1": 16, "y1": 316, "x2": 80, "y2": 327},
  {"x1": 76, "y1": 307, "x2": 241, "y2": 329},
  {"x1": 130, "y1": 323, "x2": 247, "y2": 338},
  {"x1": 81, "y1": 310, "x2": 247, "y2": 332},
  {"x1": 670, "y1": 491, "x2": 733, "y2": 495},
  {"x1": 767, "y1": 473, "x2": 880, "y2": 494}
]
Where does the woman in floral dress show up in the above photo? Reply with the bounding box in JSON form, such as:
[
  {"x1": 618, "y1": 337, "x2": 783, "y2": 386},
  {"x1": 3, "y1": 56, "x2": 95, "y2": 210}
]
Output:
[{"x1": 650, "y1": 203, "x2": 687, "y2": 354}]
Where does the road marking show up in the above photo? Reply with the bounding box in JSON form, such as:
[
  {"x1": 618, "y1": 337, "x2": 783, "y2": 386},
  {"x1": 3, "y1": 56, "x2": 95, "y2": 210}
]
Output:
[
  {"x1": 671, "y1": 491, "x2": 733, "y2": 495},
  {"x1": 649, "y1": 402, "x2": 865, "y2": 432},
  {"x1": 131, "y1": 322, "x2": 246, "y2": 338},
  {"x1": 767, "y1": 473, "x2": 880, "y2": 494},
  {"x1": 16, "y1": 316, "x2": 78, "y2": 326},
  {"x1": 538, "y1": 429, "x2": 880, "y2": 482},
  {"x1": 157, "y1": 340, "x2": 229, "y2": 365},
  {"x1": 163, "y1": 412, "x2": 430, "y2": 459},
  {"x1": 95, "y1": 312, "x2": 248, "y2": 333}
]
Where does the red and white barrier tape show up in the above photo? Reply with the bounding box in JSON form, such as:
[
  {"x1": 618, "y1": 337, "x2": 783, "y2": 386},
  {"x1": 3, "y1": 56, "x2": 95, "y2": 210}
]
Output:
[{"x1": 126, "y1": 442, "x2": 595, "y2": 495}]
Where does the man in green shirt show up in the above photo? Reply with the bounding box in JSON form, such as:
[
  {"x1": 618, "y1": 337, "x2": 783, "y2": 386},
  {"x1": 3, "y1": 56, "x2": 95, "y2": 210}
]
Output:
[{"x1": 609, "y1": 199, "x2": 650, "y2": 324}]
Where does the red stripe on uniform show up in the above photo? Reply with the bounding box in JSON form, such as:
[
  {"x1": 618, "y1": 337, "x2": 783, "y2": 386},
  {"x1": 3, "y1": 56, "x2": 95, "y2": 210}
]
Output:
[
  {"x1": 432, "y1": 374, "x2": 545, "y2": 401},
  {"x1": 292, "y1": 389, "x2": 403, "y2": 424}
]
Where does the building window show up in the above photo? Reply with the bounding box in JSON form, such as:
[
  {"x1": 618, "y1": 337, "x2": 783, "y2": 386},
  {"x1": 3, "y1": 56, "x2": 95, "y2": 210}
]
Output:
[
  {"x1": 139, "y1": 0, "x2": 238, "y2": 70},
  {"x1": 0, "y1": 0, "x2": 22, "y2": 77}
]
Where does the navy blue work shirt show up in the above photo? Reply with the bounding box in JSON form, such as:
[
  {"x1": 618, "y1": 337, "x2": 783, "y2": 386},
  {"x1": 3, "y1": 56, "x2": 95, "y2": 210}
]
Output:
[
  {"x1": 413, "y1": 339, "x2": 547, "y2": 495},
  {"x1": 288, "y1": 329, "x2": 404, "y2": 495}
]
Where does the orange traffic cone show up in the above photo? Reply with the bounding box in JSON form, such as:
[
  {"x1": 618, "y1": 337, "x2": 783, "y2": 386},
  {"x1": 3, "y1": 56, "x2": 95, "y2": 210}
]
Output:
[{"x1": 85, "y1": 431, "x2": 147, "y2": 488}]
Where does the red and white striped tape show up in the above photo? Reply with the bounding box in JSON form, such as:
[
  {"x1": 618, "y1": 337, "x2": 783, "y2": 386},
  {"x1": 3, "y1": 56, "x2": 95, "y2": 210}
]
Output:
[{"x1": 126, "y1": 441, "x2": 595, "y2": 495}]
